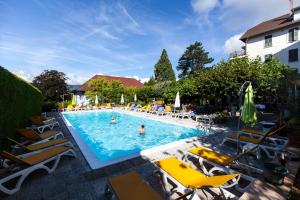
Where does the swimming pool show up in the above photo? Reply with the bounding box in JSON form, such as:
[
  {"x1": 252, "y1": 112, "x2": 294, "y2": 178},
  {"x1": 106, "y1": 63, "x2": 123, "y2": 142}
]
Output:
[{"x1": 63, "y1": 111, "x2": 204, "y2": 169}]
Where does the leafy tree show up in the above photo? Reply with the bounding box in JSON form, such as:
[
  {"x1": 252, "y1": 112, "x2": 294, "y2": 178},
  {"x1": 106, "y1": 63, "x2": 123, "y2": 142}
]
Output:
[
  {"x1": 144, "y1": 76, "x2": 156, "y2": 86},
  {"x1": 136, "y1": 56, "x2": 294, "y2": 110},
  {"x1": 86, "y1": 78, "x2": 124, "y2": 103},
  {"x1": 32, "y1": 70, "x2": 68, "y2": 101},
  {"x1": 154, "y1": 49, "x2": 176, "y2": 82},
  {"x1": 177, "y1": 41, "x2": 214, "y2": 79}
]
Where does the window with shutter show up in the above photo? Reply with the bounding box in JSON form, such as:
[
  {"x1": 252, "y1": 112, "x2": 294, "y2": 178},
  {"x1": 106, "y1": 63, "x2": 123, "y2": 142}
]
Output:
[
  {"x1": 289, "y1": 49, "x2": 298, "y2": 62},
  {"x1": 288, "y1": 28, "x2": 298, "y2": 42},
  {"x1": 264, "y1": 35, "x2": 272, "y2": 48}
]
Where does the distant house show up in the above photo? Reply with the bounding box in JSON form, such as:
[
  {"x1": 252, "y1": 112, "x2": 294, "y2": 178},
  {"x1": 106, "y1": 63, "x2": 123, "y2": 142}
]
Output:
[
  {"x1": 239, "y1": 6, "x2": 300, "y2": 73},
  {"x1": 68, "y1": 85, "x2": 81, "y2": 92},
  {"x1": 73, "y1": 75, "x2": 144, "y2": 105},
  {"x1": 76, "y1": 75, "x2": 143, "y2": 93}
]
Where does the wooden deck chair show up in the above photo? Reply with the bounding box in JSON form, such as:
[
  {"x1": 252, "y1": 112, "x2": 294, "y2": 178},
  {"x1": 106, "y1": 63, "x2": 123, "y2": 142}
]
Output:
[
  {"x1": 155, "y1": 157, "x2": 240, "y2": 200},
  {"x1": 185, "y1": 146, "x2": 257, "y2": 193},
  {"x1": 105, "y1": 172, "x2": 163, "y2": 200},
  {"x1": 0, "y1": 146, "x2": 76, "y2": 195},
  {"x1": 8, "y1": 138, "x2": 73, "y2": 152},
  {"x1": 17, "y1": 129, "x2": 64, "y2": 142}
]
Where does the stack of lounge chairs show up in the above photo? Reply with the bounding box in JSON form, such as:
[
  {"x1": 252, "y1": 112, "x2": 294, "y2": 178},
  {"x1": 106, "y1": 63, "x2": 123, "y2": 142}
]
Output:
[
  {"x1": 222, "y1": 124, "x2": 288, "y2": 159},
  {"x1": 0, "y1": 114, "x2": 76, "y2": 195}
]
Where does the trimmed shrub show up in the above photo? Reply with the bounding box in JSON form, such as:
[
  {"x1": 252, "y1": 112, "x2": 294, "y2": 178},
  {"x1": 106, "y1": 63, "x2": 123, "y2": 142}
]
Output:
[
  {"x1": 42, "y1": 100, "x2": 56, "y2": 112},
  {"x1": 0, "y1": 66, "x2": 43, "y2": 142}
]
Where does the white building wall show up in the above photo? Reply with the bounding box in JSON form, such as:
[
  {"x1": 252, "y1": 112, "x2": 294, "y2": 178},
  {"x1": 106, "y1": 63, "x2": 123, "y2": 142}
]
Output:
[{"x1": 245, "y1": 25, "x2": 300, "y2": 72}]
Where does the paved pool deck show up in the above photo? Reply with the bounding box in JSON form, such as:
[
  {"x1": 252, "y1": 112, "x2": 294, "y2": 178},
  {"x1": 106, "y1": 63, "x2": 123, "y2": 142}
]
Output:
[{"x1": 1, "y1": 109, "x2": 299, "y2": 200}]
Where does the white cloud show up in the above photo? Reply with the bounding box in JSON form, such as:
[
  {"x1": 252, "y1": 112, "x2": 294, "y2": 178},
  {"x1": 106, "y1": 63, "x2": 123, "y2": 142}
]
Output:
[
  {"x1": 12, "y1": 70, "x2": 35, "y2": 82},
  {"x1": 140, "y1": 77, "x2": 150, "y2": 83},
  {"x1": 191, "y1": 0, "x2": 219, "y2": 24},
  {"x1": 224, "y1": 32, "x2": 244, "y2": 54},
  {"x1": 220, "y1": 0, "x2": 300, "y2": 31},
  {"x1": 190, "y1": 0, "x2": 300, "y2": 31},
  {"x1": 66, "y1": 73, "x2": 92, "y2": 85},
  {"x1": 191, "y1": 0, "x2": 219, "y2": 14}
]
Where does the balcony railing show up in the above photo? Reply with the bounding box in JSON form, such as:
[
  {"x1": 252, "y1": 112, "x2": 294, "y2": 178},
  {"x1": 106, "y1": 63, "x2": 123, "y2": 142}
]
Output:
[{"x1": 229, "y1": 50, "x2": 246, "y2": 58}]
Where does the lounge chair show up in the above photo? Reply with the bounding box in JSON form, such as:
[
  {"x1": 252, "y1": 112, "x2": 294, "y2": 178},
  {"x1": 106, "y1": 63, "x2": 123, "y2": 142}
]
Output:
[
  {"x1": 123, "y1": 103, "x2": 131, "y2": 110},
  {"x1": 153, "y1": 107, "x2": 164, "y2": 115},
  {"x1": 185, "y1": 146, "x2": 256, "y2": 193},
  {"x1": 136, "y1": 104, "x2": 146, "y2": 112},
  {"x1": 107, "y1": 103, "x2": 112, "y2": 109},
  {"x1": 149, "y1": 105, "x2": 159, "y2": 114},
  {"x1": 138, "y1": 104, "x2": 151, "y2": 112},
  {"x1": 155, "y1": 157, "x2": 239, "y2": 199},
  {"x1": 75, "y1": 104, "x2": 84, "y2": 111},
  {"x1": 133, "y1": 104, "x2": 141, "y2": 111},
  {"x1": 173, "y1": 111, "x2": 195, "y2": 119},
  {"x1": 67, "y1": 104, "x2": 74, "y2": 111},
  {"x1": 129, "y1": 104, "x2": 136, "y2": 111},
  {"x1": 8, "y1": 138, "x2": 73, "y2": 152},
  {"x1": 222, "y1": 125, "x2": 287, "y2": 159},
  {"x1": 29, "y1": 116, "x2": 60, "y2": 133},
  {"x1": 105, "y1": 172, "x2": 163, "y2": 200},
  {"x1": 17, "y1": 129, "x2": 64, "y2": 142},
  {"x1": 239, "y1": 126, "x2": 288, "y2": 146},
  {"x1": 161, "y1": 105, "x2": 172, "y2": 115},
  {"x1": 0, "y1": 146, "x2": 76, "y2": 195}
]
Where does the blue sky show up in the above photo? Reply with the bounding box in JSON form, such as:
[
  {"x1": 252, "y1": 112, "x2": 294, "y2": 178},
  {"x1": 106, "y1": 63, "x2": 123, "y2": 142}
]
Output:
[{"x1": 0, "y1": 0, "x2": 298, "y2": 84}]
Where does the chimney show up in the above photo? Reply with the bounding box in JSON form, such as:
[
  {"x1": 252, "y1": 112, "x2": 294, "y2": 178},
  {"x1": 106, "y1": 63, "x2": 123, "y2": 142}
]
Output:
[
  {"x1": 289, "y1": 0, "x2": 294, "y2": 15},
  {"x1": 293, "y1": 6, "x2": 300, "y2": 21}
]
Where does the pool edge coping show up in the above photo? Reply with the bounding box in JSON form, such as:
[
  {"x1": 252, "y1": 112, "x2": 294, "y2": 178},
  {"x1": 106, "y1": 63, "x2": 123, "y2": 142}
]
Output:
[{"x1": 61, "y1": 109, "x2": 216, "y2": 170}]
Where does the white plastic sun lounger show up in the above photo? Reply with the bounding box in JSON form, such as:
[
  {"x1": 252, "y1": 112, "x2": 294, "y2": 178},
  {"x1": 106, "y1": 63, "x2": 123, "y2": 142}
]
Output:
[
  {"x1": 184, "y1": 146, "x2": 256, "y2": 193},
  {"x1": 0, "y1": 146, "x2": 76, "y2": 195},
  {"x1": 154, "y1": 157, "x2": 240, "y2": 200},
  {"x1": 221, "y1": 132, "x2": 286, "y2": 159},
  {"x1": 29, "y1": 118, "x2": 60, "y2": 133}
]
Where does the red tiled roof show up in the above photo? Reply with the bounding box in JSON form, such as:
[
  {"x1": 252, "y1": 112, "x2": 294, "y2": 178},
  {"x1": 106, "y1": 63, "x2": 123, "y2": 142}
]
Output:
[
  {"x1": 76, "y1": 75, "x2": 144, "y2": 92},
  {"x1": 240, "y1": 13, "x2": 300, "y2": 41}
]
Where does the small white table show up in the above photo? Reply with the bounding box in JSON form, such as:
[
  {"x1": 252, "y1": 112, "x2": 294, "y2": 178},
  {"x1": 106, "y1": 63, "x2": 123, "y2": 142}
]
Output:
[{"x1": 242, "y1": 143, "x2": 261, "y2": 159}]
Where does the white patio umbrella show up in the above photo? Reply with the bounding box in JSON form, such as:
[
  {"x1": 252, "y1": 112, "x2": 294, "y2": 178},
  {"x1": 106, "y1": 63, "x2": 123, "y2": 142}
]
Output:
[
  {"x1": 174, "y1": 92, "x2": 180, "y2": 108},
  {"x1": 95, "y1": 95, "x2": 99, "y2": 106},
  {"x1": 134, "y1": 94, "x2": 137, "y2": 102},
  {"x1": 120, "y1": 94, "x2": 124, "y2": 104}
]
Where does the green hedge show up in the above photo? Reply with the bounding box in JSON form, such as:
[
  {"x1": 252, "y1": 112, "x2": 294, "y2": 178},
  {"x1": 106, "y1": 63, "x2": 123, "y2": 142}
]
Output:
[{"x1": 0, "y1": 66, "x2": 43, "y2": 141}]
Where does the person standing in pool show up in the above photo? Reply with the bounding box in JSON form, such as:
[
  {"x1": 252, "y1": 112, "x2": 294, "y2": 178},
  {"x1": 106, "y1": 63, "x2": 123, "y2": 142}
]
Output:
[
  {"x1": 139, "y1": 125, "x2": 145, "y2": 135},
  {"x1": 111, "y1": 116, "x2": 116, "y2": 124}
]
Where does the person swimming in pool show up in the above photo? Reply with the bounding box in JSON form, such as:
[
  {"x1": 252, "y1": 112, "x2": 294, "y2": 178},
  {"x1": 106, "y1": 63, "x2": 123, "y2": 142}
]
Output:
[
  {"x1": 111, "y1": 116, "x2": 116, "y2": 124},
  {"x1": 139, "y1": 125, "x2": 145, "y2": 135}
]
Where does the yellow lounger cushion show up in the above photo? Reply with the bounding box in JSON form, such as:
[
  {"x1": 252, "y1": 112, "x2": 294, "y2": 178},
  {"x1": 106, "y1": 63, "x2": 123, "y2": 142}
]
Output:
[
  {"x1": 227, "y1": 133, "x2": 260, "y2": 144},
  {"x1": 156, "y1": 157, "x2": 239, "y2": 189},
  {"x1": 188, "y1": 147, "x2": 233, "y2": 165},
  {"x1": 108, "y1": 172, "x2": 162, "y2": 200}
]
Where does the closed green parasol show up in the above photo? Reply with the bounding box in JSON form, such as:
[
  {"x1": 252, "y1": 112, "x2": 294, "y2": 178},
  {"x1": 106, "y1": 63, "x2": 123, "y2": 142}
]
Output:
[{"x1": 241, "y1": 83, "x2": 257, "y2": 127}]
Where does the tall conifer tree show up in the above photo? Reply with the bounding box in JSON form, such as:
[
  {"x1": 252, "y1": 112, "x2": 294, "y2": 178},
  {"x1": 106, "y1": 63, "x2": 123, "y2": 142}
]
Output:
[
  {"x1": 177, "y1": 41, "x2": 214, "y2": 79},
  {"x1": 154, "y1": 49, "x2": 176, "y2": 82}
]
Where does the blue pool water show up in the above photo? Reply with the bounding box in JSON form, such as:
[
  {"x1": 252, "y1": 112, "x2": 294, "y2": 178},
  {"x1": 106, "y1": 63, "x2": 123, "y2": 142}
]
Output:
[{"x1": 63, "y1": 111, "x2": 203, "y2": 162}]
